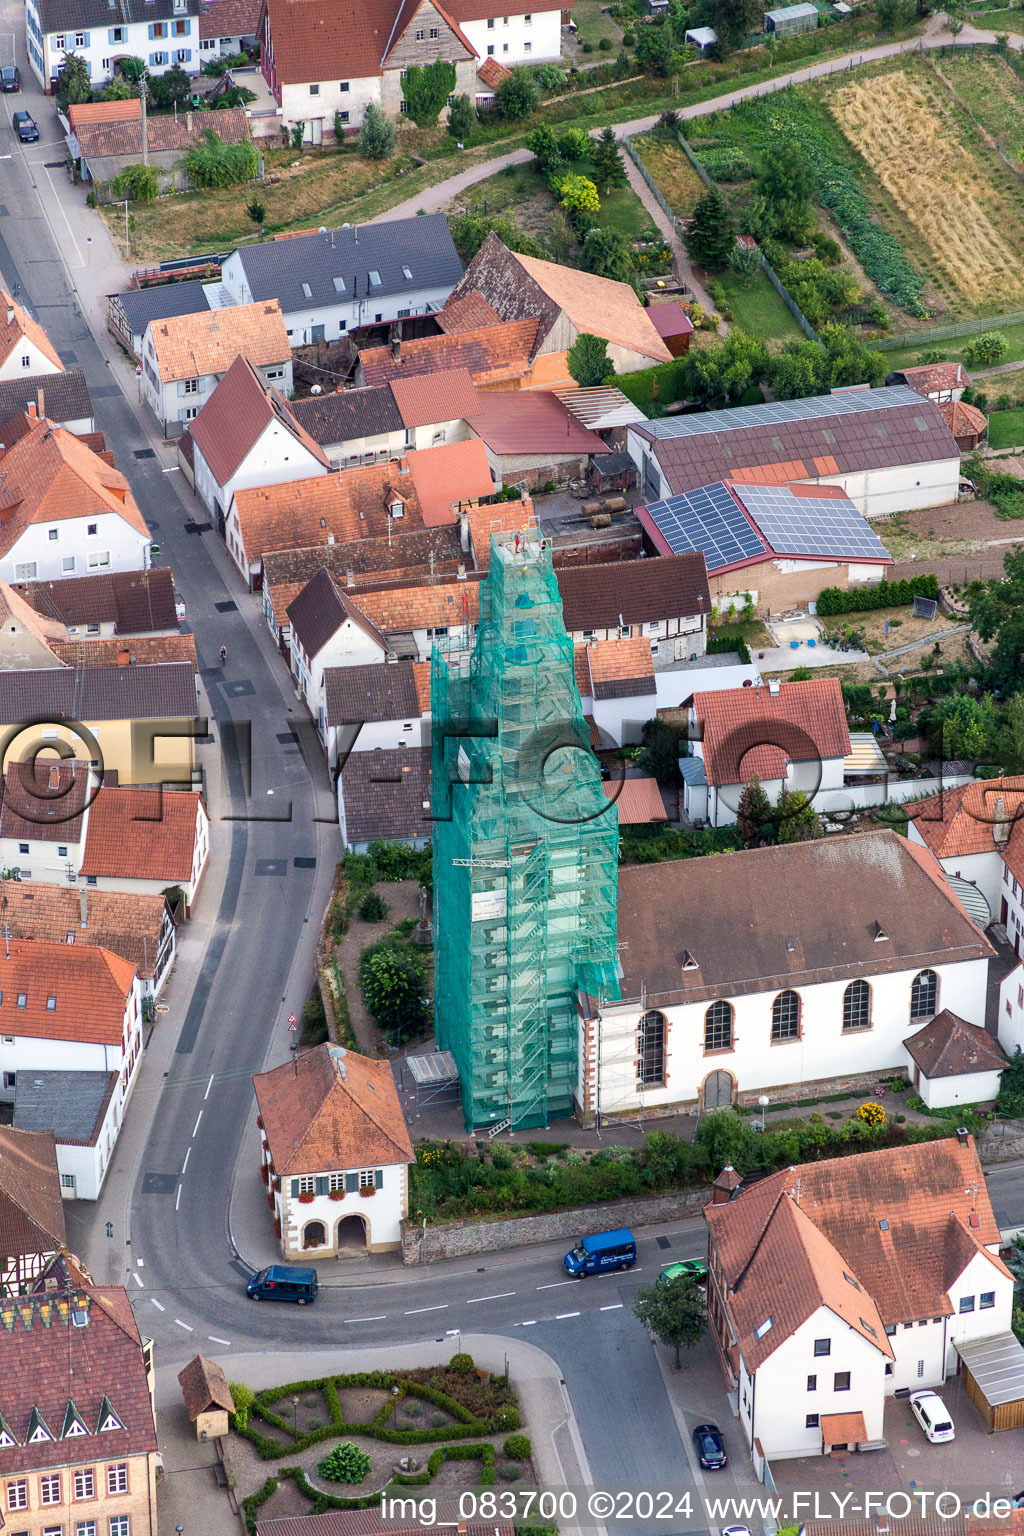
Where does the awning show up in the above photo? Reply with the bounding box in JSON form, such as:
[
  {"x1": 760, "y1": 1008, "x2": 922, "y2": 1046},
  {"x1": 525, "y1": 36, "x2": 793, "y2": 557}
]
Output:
[
  {"x1": 820, "y1": 1410, "x2": 868, "y2": 1447},
  {"x1": 945, "y1": 874, "x2": 991, "y2": 929},
  {"x1": 954, "y1": 1333, "x2": 1024, "y2": 1407},
  {"x1": 844, "y1": 732, "x2": 888, "y2": 777}
]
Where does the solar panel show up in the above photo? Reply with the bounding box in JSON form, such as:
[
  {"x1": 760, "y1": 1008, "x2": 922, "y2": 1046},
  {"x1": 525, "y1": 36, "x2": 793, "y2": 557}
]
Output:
[
  {"x1": 644, "y1": 483, "x2": 767, "y2": 571},
  {"x1": 642, "y1": 386, "x2": 925, "y2": 442},
  {"x1": 733, "y1": 485, "x2": 891, "y2": 562}
]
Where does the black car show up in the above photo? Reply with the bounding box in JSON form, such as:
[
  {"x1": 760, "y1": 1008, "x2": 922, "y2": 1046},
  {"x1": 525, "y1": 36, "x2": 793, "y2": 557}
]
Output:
[
  {"x1": 0, "y1": 66, "x2": 19, "y2": 92},
  {"x1": 12, "y1": 110, "x2": 37, "y2": 142},
  {"x1": 693, "y1": 1423, "x2": 727, "y2": 1470}
]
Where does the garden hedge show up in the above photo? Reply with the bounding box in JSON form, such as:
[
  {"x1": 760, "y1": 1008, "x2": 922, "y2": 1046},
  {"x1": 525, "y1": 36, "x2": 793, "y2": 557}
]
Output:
[{"x1": 815, "y1": 574, "x2": 939, "y2": 616}]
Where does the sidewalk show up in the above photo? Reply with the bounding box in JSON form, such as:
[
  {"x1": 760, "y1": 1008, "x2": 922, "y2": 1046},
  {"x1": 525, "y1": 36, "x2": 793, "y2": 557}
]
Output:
[{"x1": 154, "y1": 1335, "x2": 598, "y2": 1536}]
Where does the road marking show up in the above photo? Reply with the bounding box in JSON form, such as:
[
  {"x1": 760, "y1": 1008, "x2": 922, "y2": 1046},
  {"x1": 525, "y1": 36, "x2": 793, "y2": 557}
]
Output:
[
  {"x1": 151, "y1": 1299, "x2": 165, "y2": 1312},
  {"x1": 136, "y1": 1258, "x2": 145, "y2": 1267},
  {"x1": 536, "y1": 1280, "x2": 576, "y2": 1290},
  {"x1": 174, "y1": 1184, "x2": 182, "y2": 1211},
  {"x1": 466, "y1": 1292, "x2": 515, "y2": 1305},
  {"x1": 38, "y1": 163, "x2": 83, "y2": 266},
  {"x1": 208, "y1": 1335, "x2": 231, "y2": 1345},
  {"x1": 181, "y1": 1148, "x2": 191, "y2": 1176},
  {"x1": 205, "y1": 1073, "x2": 214, "y2": 1100},
  {"x1": 345, "y1": 1315, "x2": 387, "y2": 1323},
  {"x1": 404, "y1": 1304, "x2": 448, "y2": 1315},
  {"x1": 174, "y1": 1319, "x2": 194, "y2": 1331},
  {"x1": 192, "y1": 1110, "x2": 203, "y2": 1137},
  {"x1": 555, "y1": 1311, "x2": 580, "y2": 1320},
  {"x1": 601, "y1": 1304, "x2": 624, "y2": 1311},
  {"x1": 131, "y1": 1273, "x2": 143, "y2": 1289},
  {"x1": 519, "y1": 1320, "x2": 536, "y2": 1327},
  {"x1": 162, "y1": 465, "x2": 181, "y2": 473}
]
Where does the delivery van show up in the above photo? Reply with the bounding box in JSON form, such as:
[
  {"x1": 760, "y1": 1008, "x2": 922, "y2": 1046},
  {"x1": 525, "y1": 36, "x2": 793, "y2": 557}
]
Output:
[
  {"x1": 246, "y1": 1265, "x2": 319, "y2": 1304},
  {"x1": 563, "y1": 1228, "x2": 637, "y2": 1277}
]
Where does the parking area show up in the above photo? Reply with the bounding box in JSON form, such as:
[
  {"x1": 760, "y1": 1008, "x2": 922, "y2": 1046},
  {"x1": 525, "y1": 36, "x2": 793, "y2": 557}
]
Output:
[{"x1": 770, "y1": 1386, "x2": 1024, "y2": 1515}]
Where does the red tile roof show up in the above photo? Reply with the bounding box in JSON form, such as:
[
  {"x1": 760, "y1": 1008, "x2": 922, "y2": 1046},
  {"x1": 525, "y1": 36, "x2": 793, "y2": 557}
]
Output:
[
  {"x1": 190, "y1": 353, "x2": 329, "y2": 486},
  {"x1": 0, "y1": 1125, "x2": 66, "y2": 1262},
  {"x1": 199, "y1": 0, "x2": 262, "y2": 37},
  {"x1": 0, "y1": 940, "x2": 134, "y2": 1046},
  {"x1": 0, "y1": 416, "x2": 149, "y2": 555},
  {"x1": 49, "y1": 633, "x2": 198, "y2": 669},
  {"x1": 437, "y1": 292, "x2": 502, "y2": 332},
  {"x1": 477, "y1": 55, "x2": 512, "y2": 89},
  {"x1": 73, "y1": 105, "x2": 251, "y2": 159},
  {"x1": 468, "y1": 389, "x2": 603, "y2": 456},
  {"x1": 903, "y1": 1009, "x2": 1007, "y2": 1080},
  {"x1": 0, "y1": 291, "x2": 63, "y2": 374},
  {"x1": 406, "y1": 437, "x2": 493, "y2": 527},
  {"x1": 389, "y1": 368, "x2": 480, "y2": 429},
  {"x1": 894, "y1": 362, "x2": 970, "y2": 396},
  {"x1": 263, "y1": 0, "x2": 474, "y2": 88},
  {"x1": 359, "y1": 319, "x2": 538, "y2": 389},
  {"x1": 820, "y1": 1411, "x2": 868, "y2": 1446},
  {"x1": 253, "y1": 1042, "x2": 414, "y2": 1175},
  {"x1": 232, "y1": 459, "x2": 427, "y2": 564},
  {"x1": 178, "y1": 1353, "x2": 234, "y2": 1419},
  {"x1": 908, "y1": 777, "x2": 1024, "y2": 859},
  {"x1": 940, "y1": 399, "x2": 988, "y2": 440},
  {"x1": 692, "y1": 677, "x2": 850, "y2": 786},
  {"x1": 0, "y1": 881, "x2": 170, "y2": 981},
  {"x1": 0, "y1": 760, "x2": 94, "y2": 844},
  {"x1": 602, "y1": 774, "x2": 666, "y2": 824},
  {"x1": 81, "y1": 787, "x2": 206, "y2": 883}
]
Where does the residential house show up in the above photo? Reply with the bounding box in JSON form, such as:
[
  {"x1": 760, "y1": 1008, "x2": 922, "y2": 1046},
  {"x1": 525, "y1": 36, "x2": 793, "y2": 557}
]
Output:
[
  {"x1": 941, "y1": 399, "x2": 988, "y2": 454},
  {"x1": 189, "y1": 353, "x2": 330, "y2": 528},
  {"x1": 0, "y1": 578, "x2": 70, "y2": 670},
  {"x1": 13, "y1": 567, "x2": 180, "y2": 638},
  {"x1": 47, "y1": 633, "x2": 199, "y2": 670},
  {"x1": 80, "y1": 786, "x2": 210, "y2": 910},
  {"x1": 0, "y1": 1283, "x2": 158, "y2": 1532},
  {"x1": 447, "y1": 234, "x2": 673, "y2": 382},
  {"x1": 467, "y1": 388, "x2": 603, "y2": 489},
  {"x1": 703, "y1": 1135, "x2": 1014, "y2": 1460},
  {"x1": 907, "y1": 777, "x2": 1024, "y2": 921},
  {"x1": 253, "y1": 1041, "x2": 415, "y2": 1256},
  {"x1": 0, "y1": 293, "x2": 64, "y2": 382},
  {"x1": 108, "y1": 280, "x2": 214, "y2": 362},
  {"x1": 406, "y1": 437, "x2": 494, "y2": 524},
  {"x1": 0, "y1": 1124, "x2": 66, "y2": 1290},
  {"x1": 629, "y1": 387, "x2": 961, "y2": 520},
  {"x1": 579, "y1": 830, "x2": 992, "y2": 1122},
  {"x1": 885, "y1": 361, "x2": 970, "y2": 403},
  {"x1": 681, "y1": 676, "x2": 850, "y2": 828},
  {"x1": 339, "y1": 747, "x2": 432, "y2": 853},
  {"x1": 216, "y1": 215, "x2": 463, "y2": 341},
  {"x1": 0, "y1": 412, "x2": 152, "y2": 584},
  {"x1": 389, "y1": 369, "x2": 480, "y2": 453},
  {"x1": 574, "y1": 637, "x2": 656, "y2": 748},
  {"x1": 26, "y1": 0, "x2": 203, "y2": 87},
  {"x1": 355, "y1": 318, "x2": 540, "y2": 392},
  {"x1": 322, "y1": 659, "x2": 431, "y2": 768},
  {"x1": 998, "y1": 961, "x2": 1024, "y2": 1062},
  {"x1": 287, "y1": 569, "x2": 390, "y2": 732},
  {"x1": 141, "y1": 299, "x2": 291, "y2": 437},
  {"x1": 0, "y1": 882, "x2": 176, "y2": 1000},
  {"x1": 0, "y1": 939, "x2": 143, "y2": 1196},
  {"x1": 347, "y1": 580, "x2": 479, "y2": 661},
  {"x1": 67, "y1": 99, "x2": 252, "y2": 199},
  {"x1": 0, "y1": 371, "x2": 93, "y2": 435},
  {"x1": 557, "y1": 552, "x2": 710, "y2": 660},
  {"x1": 199, "y1": 0, "x2": 260, "y2": 58},
  {"x1": 290, "y1": 385, "x2": 409, "y2": 468},
  {"x1": 0, "y1": 663, "x2": 200, "y2": 786}
]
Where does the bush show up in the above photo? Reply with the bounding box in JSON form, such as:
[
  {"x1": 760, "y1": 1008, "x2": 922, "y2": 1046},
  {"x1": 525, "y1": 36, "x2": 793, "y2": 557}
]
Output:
[
  {"x1": 317, "y1": 1443, "x2": 372, "y2": 1484},
  {"x1": 300, "y1": 987, "x2": 328, "y2": 1046},
  {"x1": 500, "y1": 1462, "x2": 523, "y2": 1480},
  {"x1": 358, "y1": 891, "x2": 389, "y2": 923},
  {"x1": 698, "y1": 144, "x2": 753, "y2": 182},
  {"x1": 110, "y1": 163, "x2": 159, "y2": 203},
  {"x1": 230, "y1": 1381, "x2": 256, "y2": 1430},
  {"x1": 964, "y1": 331, "x2": 1008, "y2": 368},
  {"x1": 358, "y1": 938, "x2": 427, "y2": 1039},
  {"x1": 448, "y1": 1352, "x2": 476, "y2": 1375},
  {"x1": 583, "y1": 39, "x2": 594, "y2": 51},
  {"x1": 185, "y1": 130, "x2": 258, "y2": 188},
  {"x1": 815, "y1": 574, "x2": 939, "y2": 616},
  {"x1": 504, "y1": 1434, "x2": 532, "y2": 1459},
  {"x1": 857, "y1": 1102, "x2": 886, "y2": 1128}
]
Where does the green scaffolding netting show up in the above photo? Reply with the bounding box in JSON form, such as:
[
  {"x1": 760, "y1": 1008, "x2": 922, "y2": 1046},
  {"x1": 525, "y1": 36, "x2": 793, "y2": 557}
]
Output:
[{"x1": 431, "y1": 529, "x2": 620, "y2": 1132}]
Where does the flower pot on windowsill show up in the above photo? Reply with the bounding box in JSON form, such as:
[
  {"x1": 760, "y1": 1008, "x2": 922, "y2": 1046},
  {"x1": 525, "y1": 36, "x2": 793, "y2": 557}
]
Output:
[
  {"x1": 328, "y1": 1189, "x2": 345, "y2": 1201},
  {"x1": 359, "y1": 1186, "x2": 375, "y2": 1198},
  {"x1": 297, "y1": 1191, "x2": 315, "y2": 1204}
]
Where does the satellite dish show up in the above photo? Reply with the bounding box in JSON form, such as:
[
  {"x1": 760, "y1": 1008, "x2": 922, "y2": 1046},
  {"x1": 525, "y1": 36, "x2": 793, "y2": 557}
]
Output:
[
  {"x1": 310, "y1": 384, "x2": 323, "y2": 395},
  {"x1": 342, "y1": 222, "x2": 351, "y2": 229},
  {"x1": 318, "y1": 226, "x2": 327, "y2": 235}
]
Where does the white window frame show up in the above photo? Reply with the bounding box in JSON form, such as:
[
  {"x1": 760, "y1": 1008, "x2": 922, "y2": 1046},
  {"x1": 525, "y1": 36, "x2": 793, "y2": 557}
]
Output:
[
  {"x1": 87, "y1": 551, "x2": 112, "y2": 569},
  {"x1": 357, "y1": 1168, "x2": 376, "y2": 1189},
  {"x1": 74, "y1": 1468, "x2": 95, "y2": 1500},
  {"x1": 41, "y1": 1473, "x2": 62, "y2": 1505},
  {"x1": 295, "y1": 1174, "x2": 316, "y2": 1194},
  {"x1": 7, "y1": 1480, "x2": 28, "y2": 1511},
  {"x1": 106, "y1": 1464, "x2": 128, "y2": 1496}
]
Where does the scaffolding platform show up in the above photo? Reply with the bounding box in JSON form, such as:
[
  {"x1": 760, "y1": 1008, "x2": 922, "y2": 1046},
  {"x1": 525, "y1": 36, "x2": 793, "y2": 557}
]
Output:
[{"x1": 405, "y1": 1050, "x2": 461, "y2": 1110}]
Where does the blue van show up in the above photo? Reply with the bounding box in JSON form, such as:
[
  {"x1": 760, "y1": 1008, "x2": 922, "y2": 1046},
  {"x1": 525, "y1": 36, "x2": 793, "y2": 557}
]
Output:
[
  {"x1": 563, "y1": 1227, "x2": 637, "y2": 1277},
  {"x1": 246, "y1": 1265, "x2": 318, "y2": 1304}
]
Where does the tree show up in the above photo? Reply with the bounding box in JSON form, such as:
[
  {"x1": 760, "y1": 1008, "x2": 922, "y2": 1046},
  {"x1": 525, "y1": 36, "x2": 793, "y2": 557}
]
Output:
[
  {"x1": 945, "y1": 0, "x2": 968, "y2": 34},
  {"x1": 924, "y1": 692, "x2": 1000, "y2": 761},
  {"x1": 495, "y1": 67, "x2": 540, "y2": 122},
  {"x1": 774, "y1": 785, "x2": 824, "y2": 844},
  {"x1": 681, "y1": 328, "x2": 770, "y2": 407},
  {"x1": 558, "y1": 126, "x2": 590, "y2": 162},
  {"x1": 446, "y1": 92, "x2": 475, "y2": 143},
  {"x1": 1002, "y1": 693, "x2": 1024, "y2": 772},
  {"x1": 56, "y1": 53, "x2": 91, "y2": 111},
  {"x1": 685, "y1": 185, "x2": 735, "y2": 270},
  {"x1": 769, "y1": 325, "x2": 886, "y2": 402},
  {"x1": 147, "y1": 64, "x2": 193, "y2": 110},
  {"x1": 964, "y1": 330, "x2": 1008, "y2": 367},
  {"x1": 969, "y1": 548, "x2": 1024, "y2": 694},
  {"x1": 581, "y1": 226, "x2": 635, "y2": 283},
  {"x1": 110, "y1": 163, "x2": 159, "y2": 202},
  {"x1": 119, "y1": 56, "x2": 148, "y2": 83},
  {"x1": 637, "y1": 718, "x2": 684, "y2": 785},
  {"x1": 527, "y1": 124, "x2": 560, "y2": 167},
  {"x1": 556, "y1": 172, "x2": 601, "y2": 227},
  {"x1": 401, "y1": 58, "x2": 456, "y2": 128},
  {"x1": 185, "y1": 130, "x2": 258, "y2": 187},
  {"x1": 998, "y1": 1048, "x2": 1024, "y2": 1119},
  {"x1": 447, "y1": 212, "x2": 544, "y2": 262},
  {"x1": 245, "y1": 195, "x2": 266, "y2": 240},
  {"x1": 875, "y1": 0, "x2": 915, "y2": 28},
  {"x1": 737, "y1": 774, "x2": 775, "y2": 848},
  {"x1": 634, "y1": 23, "x2": 674, "y2": 75},
  {"x1": 633, "y1": 1273, "x2": 707, "y2": 1368},
  {"x1": 727, "y1": 242, "x2": 761, "y2": 285},
  {"x1": 359, "y1": 103, "x2": 396, "y2": 161},
  {"x1": 709, "y1": 0, "x2": 763, "y2": 52},
  {"x1": 546, "y1": 207, "x2": 573, "y2": 264},
  {"x1": 567, "y1": 331, "x2": 612, "y2": 387},
  {"x1": 358, "y1": 940, "x2": 427, "y2": 1039},
  {"x1": 755, "y1": 141, "x2": 814, "y2": 244},
  {"x1": 591, "y1": 126, "x2": 627, "y2": 193}
]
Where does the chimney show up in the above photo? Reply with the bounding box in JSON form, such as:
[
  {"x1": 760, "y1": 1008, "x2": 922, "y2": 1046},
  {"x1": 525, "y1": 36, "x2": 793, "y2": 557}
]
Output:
[
  {"x1": 48, "y1": 765, "x2": 60, "y2": 790},
  {"x1": 186, "y1": 110, "x2": 193, "y2": 132},
  {"x1": 876, "y1": 1517, "x2": 889, "y2": 1536},
  {"x1": 956, "y1": 1126, "x2": 970, "y2": 1147},
  {"x1": 993, "y1": 794, "x2": 1010, "y2": 847},
  {"x1": 27, "y1": 400, "x2": 37, "y2": 420},
  {"x1": 391, "y1": 329, "x2": 401, "y2": 362},
  {"x1": 6, "y1": 304, "x2": 13, "y2": 326},
  {"x1": 346, "y1": 567, "x2": 355, "y2": 587},
  {"x1": 459, "y1": 509, "x2": 471, "y2": 554},
  {"x1": 116, "y1": 650, "x2": 131, "y2": 666},
  {"x1": 35, "y1": 386, "x2": 44, "y2": 420},
  {"x1": 80, "y1": 888, "x2": 88, "y2": 929},
  {"x1": 768, "y1": 678, "x2": 781, "y2": 697},
  {"x1": 457, "y1": 562, "x2": 466, "y2": 581}
]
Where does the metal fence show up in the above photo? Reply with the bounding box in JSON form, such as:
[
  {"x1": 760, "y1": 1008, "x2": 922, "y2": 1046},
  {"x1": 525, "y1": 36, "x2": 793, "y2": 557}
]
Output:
[
  {"x1": 622, "y1": 134, "x2": 676, "y2": 227},
  {"x1": 874, "y1": 309, "x2": 1024, "y2": 352}
]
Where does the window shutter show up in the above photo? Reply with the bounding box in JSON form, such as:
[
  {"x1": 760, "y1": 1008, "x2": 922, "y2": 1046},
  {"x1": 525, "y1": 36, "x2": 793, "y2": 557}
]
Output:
[
  {"x1": 344, "y1": 1172, "x2": 357, "y2": 1193},
  {"x1": 374, "y1": 1168, "x2": 383, "y2": 1190},
  {"x1": 182, "y1": 47, "x2": 191, "y2": 59},
  {"x1": 176, "y1": 380, "x2": 186, "y2": 397},
  {"x1": 290, "y1": 1178, "x2": 299, "y2": 1198},
  {"x1": 148, "y1": 22, "x2": 155, "y2": 37},
  {"x1": 82, "y1": 30, "x2": 90, "y2": 44},
  {"x1": 108, "y1": 26, "x2": 117, "y2": 41},
  {"x1": 315, "y1": 1175, "x2": 327, "y2": 1196},
  {"x1": 149, "y1": 51, "x2": 157, "y2": 64}
]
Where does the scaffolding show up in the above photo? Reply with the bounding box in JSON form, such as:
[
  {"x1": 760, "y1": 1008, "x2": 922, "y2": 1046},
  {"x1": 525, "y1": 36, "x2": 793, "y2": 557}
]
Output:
[{"x1": 432, "y1": 529, "x2": 621, "y2": 1132}]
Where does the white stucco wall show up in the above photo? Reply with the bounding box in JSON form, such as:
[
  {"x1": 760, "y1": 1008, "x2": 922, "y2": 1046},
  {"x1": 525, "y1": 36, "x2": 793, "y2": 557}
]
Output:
[
  {"x1": 0, "y1": 512, "x2": 150, "y2": 585},
  {"x1": 292, "y1": 620, "x2": 389, "y2": 727},
  {"x1": 462, "y1": 8, "x2": 562, "y2": 65},
  {"x1": 25, "y1": 0, "x2": 200, "y2": 88},
  {"x1": 907, "y1": 1058, "x2": 1003, "y2": 1110},
  {"x1": 278, "y1": 75, "x2": 379, "y2": 136},
  {"x1": 0, "y1": 331, "x2": 63, "y2": 381},
  {"x1": 264, "y1": 1145, "x2": 409, "y2": 1255},
  {"x1": 193, "y1": 417, "x2": 327, "y2": 520},
  {"x1": 998, "y1": 962, "x2": 1024, "y2": 1058},
  {"x1": 943, "y1": 1249, "x2": 1014, "y2": 1376},
  {"x1": 219, "y1": 252, "x2": 454, "y2": 341},
  {"x1": 820, "y1": 460, "x2": 960, "y2": 519},
  {"x1": 325, "y1": 714, "x2": 430, "y2": 766}
]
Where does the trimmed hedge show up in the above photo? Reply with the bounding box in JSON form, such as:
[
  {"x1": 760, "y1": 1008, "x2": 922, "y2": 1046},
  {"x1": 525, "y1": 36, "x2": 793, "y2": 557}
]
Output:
[
  {"x1": 816, "y1": 574, "x2": 939, "y2": 616},
  {"x1": 707, "y1": 630, "x2": 752, "y2": 663}
]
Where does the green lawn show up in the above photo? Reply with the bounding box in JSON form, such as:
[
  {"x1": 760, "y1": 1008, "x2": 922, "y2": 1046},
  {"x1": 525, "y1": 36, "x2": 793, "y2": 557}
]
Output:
[
  {"x1": 572, "y1": 0, "x2": 624, "y2": 48},
  {"x1": 987, "y1": 408, "x2": 1024, "y2": 450},
  {"x1": 879, "y1": 322, "x2": 1024, "y2": 373},
  {"x1": 713, "y1": 268, "x2": 806, "y2": 343},
  {"x1": 967, "y1": 6, "x2": 1024, "y2": 27}
]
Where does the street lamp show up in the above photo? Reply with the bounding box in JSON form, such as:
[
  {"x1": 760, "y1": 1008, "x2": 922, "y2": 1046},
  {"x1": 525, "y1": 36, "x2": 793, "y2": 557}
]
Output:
[
  {"x1": 391, "y1": 1385, "x2": 400, "y2": 1430},
  {"x1": 758, "y1": 1095, "x2": 769, "y2": 1132},
  {"x1": 291, "y1": 1397, "x2": 299, "y2": 1439}
]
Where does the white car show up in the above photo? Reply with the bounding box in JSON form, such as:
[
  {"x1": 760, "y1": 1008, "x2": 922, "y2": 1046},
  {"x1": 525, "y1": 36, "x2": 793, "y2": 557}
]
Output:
[{"x1": 909, "y1": 1390, "x2": 955, "y2": 1443}]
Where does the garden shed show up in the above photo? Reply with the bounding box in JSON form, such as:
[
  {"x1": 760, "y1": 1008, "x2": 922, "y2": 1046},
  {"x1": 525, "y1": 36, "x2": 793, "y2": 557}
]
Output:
[
  {"x1": 685, "y1": 25, "x2": 718, "y2": 48},
  {"x1": 764, "y1": 3, "x2": 819, "y2": 34},
  {"x1": 177, "y1": 1353, "x2": 234, "y2": 1441},
  {"x1": 954, "y1": 1334, "x2": 1024, "y2": 1432}
]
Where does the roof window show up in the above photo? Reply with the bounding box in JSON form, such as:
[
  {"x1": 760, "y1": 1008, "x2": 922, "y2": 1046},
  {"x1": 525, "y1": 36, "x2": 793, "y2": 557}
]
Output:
[
  {"x1": 369, "y1": 270, "x2": 382, "y2": 288},
  {"x1": 402, "y1": 265, "x2": 413, "y2": 280},
  {"x1": 753, "y1": 1317, "x2": 774, "y2": 1340},
  {"x1": 332, "y1": 276, "x2": 346, "y2": 293},
  {"x1": 301, "y1": 282, "x2": 312, "y2": 299}
]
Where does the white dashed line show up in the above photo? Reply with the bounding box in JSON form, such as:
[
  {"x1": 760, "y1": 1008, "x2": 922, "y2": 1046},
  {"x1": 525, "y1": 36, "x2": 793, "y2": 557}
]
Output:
[
  {"x1": 601, "y1": 1304, "x2": 624, "y2": 1311},
  {"x1": 205, "y1": 1073, "x2": 215, "y2": 1100},
  {"x1": 345, "y1": 1315, "x2": 387, "y2": 1323},
  {"x1": 174, "y1": 1184, "x2": 181, "y2": 1211},
  {"x1": 466, "y1": 1292, "x2": 515, "y2": 1305},
  {"x1": 555, "y1": 1311, "x2": 580, "y2": 1320},
  {"x1": 536, "y1": 1280, "x2": 577, "y2": 1290},
  {"x1": 181, "y1": 1148, "x2": 191, "y2": 1176},
  {"x1": 131, "y1": 1273, "x2": 143, "y2": 1289},
  {"x1": 150, "y1": 1299, "x2": 165, "y2": 1312},
  {"x1": 174, "y1": 1319, "x2": 194, "y2": 1331},
  {"x1": 519, "y1": 1320, "x2": 537, "y2": 1327},
  {"x1": 192, "y1": 1110, "x2": 203, "y2": 1138},
  {"x1": 404, "y1": 1304, "x2": 448, "y2": 1315},
  {"x1": 135, "y1": 1258, "x2": 145, "y2": 1267},
  {"x1": 208, "y1": 1335, "x2": 231, "y2": 1345}
]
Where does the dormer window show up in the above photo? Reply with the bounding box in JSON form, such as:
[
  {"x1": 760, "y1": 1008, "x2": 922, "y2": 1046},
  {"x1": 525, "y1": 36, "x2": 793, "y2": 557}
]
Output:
[{"x1": 390, "y1": 501, "x2": 404, "y2": 519}]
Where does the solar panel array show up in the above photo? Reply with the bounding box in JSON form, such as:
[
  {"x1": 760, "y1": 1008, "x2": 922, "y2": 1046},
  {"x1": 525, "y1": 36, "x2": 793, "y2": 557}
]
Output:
[
  {"x1": 643, "y1": 386, "x2": 924, "y2": 441},
  {"x1": 643, "y1": 483, "x2": 767, "y2": 571},
  {"x1": 733, "y1": 484, "x2": 891, "y2": 562}
]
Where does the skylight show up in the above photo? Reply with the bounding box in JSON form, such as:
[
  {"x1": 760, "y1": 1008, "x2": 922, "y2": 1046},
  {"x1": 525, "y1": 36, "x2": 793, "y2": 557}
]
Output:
[
  {"x1": 402, "y1": 264, "x2": 413, "y2": 280},
  {"x1": 369, "y1": 270, "x2": 382, "y2": 288},
  {"x1": 332, "y1": 276, "x2": 346, "y2": 294},
  {"x1": 301, "y1": 282, "x2": 313, "y2": 299},
  {"x1": 843, "y1": 1271, "x2": 862, "y2": 1291},
  {"x1": 753, "y1": 1317, "x2": 774, "y2": 1340}
]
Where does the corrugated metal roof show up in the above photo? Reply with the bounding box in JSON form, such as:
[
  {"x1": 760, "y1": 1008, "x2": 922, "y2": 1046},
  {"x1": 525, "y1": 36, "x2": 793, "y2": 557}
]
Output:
[
  {"x1": 955, "y1": 1333, "x2": 1024, "y2": 1407},
  {"x1": 844, "y1": 731, "x2": 888, "y2": 775}
]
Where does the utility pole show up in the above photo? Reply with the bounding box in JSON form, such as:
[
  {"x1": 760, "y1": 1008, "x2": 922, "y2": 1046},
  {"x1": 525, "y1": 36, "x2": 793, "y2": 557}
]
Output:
[
  {"x1": 140, "y1": 76, "x2": 149, "y2": 166},
  {"x1": 121, "y1": 198, "x2": 130, "y2": 260}
]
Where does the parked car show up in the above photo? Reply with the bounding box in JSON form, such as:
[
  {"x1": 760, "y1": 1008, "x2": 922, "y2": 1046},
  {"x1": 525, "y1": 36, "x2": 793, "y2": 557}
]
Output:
[
  {"x1": 0, "y1": 66, "x2": 20, "y2": 92},
  {"x1": 692, "y1": 1423, "x2": 727, "y2": 1469},
  {"x1": 12, "y1": 110, "x2": 37, "y2": 142},
  {"x1": 909, "y1": 1390, "x2": 954, "y2": 1443},
  {"x1": 246, "y1": 1264, "x2": 318, "y2": 1304},
  {"x1": 659, "y1": 1258, "x2": 708, "y2": 1290},
  {"x1": 563, "y1": 1228, "x2": 636, "y2": 1277}
]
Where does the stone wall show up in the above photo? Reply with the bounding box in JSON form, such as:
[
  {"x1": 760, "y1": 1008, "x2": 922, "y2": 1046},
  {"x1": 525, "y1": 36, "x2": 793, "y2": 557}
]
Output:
[{"x1": 400, "y1": 1185, "x2": 713, "y2": 1264}]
